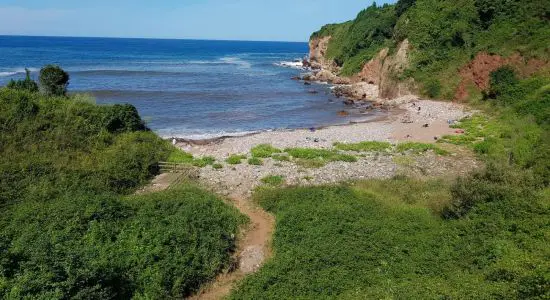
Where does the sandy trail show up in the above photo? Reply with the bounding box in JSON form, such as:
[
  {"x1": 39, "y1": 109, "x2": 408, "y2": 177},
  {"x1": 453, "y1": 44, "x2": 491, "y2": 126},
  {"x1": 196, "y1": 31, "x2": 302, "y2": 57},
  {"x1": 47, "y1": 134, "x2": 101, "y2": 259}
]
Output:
[{"x1": 190, "y1": 194, "x2": 274, "y2": 300}]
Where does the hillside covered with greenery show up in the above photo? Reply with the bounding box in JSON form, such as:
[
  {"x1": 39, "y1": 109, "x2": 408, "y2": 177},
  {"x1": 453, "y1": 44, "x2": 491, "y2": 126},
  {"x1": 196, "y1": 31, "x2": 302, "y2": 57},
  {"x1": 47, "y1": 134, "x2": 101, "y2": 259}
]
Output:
[
  {"x1": 231, "y1": 69, "x2": 550, "y2": 298},
  {"x1": 311, "y1": 0, "x2": 550, "y2": 98},
  {"x1": 0, "y1": 75, "x2": 246, "y2": 298}
]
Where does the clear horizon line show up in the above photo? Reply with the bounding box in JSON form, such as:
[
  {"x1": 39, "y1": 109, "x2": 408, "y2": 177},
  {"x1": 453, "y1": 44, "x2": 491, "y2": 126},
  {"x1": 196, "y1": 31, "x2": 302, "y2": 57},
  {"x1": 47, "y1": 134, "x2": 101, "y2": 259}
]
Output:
[{"x1": 0, "y1": 34, "x2": 308, "y2": 44}]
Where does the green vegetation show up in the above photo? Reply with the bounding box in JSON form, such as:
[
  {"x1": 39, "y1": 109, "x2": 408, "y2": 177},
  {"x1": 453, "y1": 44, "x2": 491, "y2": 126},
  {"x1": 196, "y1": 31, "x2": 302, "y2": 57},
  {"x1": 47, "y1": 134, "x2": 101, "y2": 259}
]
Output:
[
  {"x1": 294, "y1": 158, "x2": 328, "y2": 169},
  {"x1": 312, "y1": 3, "x2": 397, "y2": 76},
  {"x1": 272, "y1": 154, "x2": 290, "y2": 162},
  {"x1": 334, "y1": 141, "x2": 392, "y2": 152},
  {"x1": 311, "y1": 0, "x2": 549, "y2": 98},
  {"x1": 226, "y1": 154, "x2": 247, "y2": 165},
  {"x1": 232, "y1": 175, "x2": 548, "y2": 299},
  {"x1": 192, "y1": 156, "x2": 216, "y2": 168},
  {"x1": 0, "y1": 76, "x2": 246, "y2": 298},
  {"x1": 167, "y1": 148, "x2": 216, "y2": 168},
  {"x1": 248, "y1": 157, "x2": 263, "y2": 166},
  {"x1": 260, "y1": 175, "x2": 285, "y2": 187},
  {"x1": 212, "y1": 163, "x2": 224, "y2": 170},
  {"x1": 232, "y1": 67, "x2": 550, "y2": 298},
  {"x1": 396, "y1": 142, "x2": 449, "y2": 155},
  {"x1": 39, "y1": 64, "x2": 70, "y2": 96},
  {"x1": 7, "y1": 68, "x2": 38, "y2": 93},
  {"x1": 285, "y1": 148, "x2": 357, "y2": 163},
  {"x1": 251, "y1": 144, "x2": 282, "y2": 158}
]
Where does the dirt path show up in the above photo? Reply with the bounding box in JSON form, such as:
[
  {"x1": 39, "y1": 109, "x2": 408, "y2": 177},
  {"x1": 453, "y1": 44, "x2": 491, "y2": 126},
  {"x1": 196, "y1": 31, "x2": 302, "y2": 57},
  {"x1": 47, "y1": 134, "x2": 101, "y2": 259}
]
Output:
[
  {"x1": 190, "y1": 194, "x2": 274, "y2": 300},
  {"x1": 139, "y1": 174, "x2": 275, "y2": 300}
]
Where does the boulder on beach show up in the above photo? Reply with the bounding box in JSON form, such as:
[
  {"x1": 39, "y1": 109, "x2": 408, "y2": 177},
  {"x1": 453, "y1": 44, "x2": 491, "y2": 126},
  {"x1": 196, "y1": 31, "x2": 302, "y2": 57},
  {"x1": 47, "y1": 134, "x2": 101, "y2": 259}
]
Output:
[{"x1": 338, "y1": 110, "x2": 350, "y2": 117}]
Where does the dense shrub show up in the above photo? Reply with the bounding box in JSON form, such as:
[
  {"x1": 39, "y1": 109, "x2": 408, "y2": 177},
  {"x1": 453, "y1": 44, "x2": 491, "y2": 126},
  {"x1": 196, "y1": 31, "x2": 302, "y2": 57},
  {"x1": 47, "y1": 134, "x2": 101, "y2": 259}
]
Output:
[
  {"x1": 443, "y1": 164, "x2": 537, "y2": 219},
  {"x1": 103, "y1": 103, "x2": 147, "y2": 133},
  {"x1": 0, "y1": 186, "x2": 246, "y2": 299},
  {"x1": 232, "y1": 180, "x2": 549, "y2": 299},
  {"x1": 0, "y1": 87, "x2": 246, "y2": 298},
  {"x1": 484, "y1": 66, "x2": 519, "y2": 100},
  {"x1": 39, "y1": 65, "x2": 70, "y2": 96}
]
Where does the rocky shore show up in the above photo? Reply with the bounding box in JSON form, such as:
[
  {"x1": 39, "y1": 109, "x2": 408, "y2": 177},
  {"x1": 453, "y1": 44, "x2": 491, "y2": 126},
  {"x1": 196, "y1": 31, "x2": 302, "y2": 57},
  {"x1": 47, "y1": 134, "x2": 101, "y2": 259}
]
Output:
[
  {"x1": 176, "y1": 99, "x2": 478, "y2": 197},
  {"x1": 304, "y1": 35, "x2": 415, "y2": 104}
]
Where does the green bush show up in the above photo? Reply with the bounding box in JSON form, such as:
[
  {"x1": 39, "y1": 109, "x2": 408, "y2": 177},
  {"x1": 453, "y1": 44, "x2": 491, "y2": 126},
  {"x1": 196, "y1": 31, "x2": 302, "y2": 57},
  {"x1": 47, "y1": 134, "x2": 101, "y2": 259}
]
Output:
[
  {"x1": 396, "y1": 142, "x2": 448, "y2": 155},
  {"x1": 39, "y1": 65, "x2": 69, "y2": 96},
  {"x1": 442, "y1": 164, "x2": 537, "y2": 219},
  {"x1": 251, "y1": 144, "x2": 281, "y2": 158},
  {"x1": 0, "y1": 87, "x2": 247, "y2": 298},
  {"x1": 103, "y1": 104, "x2": 147, "y2": 133},
  {"x1": 424, "y1": 79, "x2": 442, "y2": 99},
  {"x1": 167, "y1": 149, "x2": 195, "y2": 164},
  {"x1": 484, "y1": 66, "x2": 519, "y2": 101},
  {"x1": 193, "y1": 156, "x2": 216, "y2": 168},
  {"x1": 0, "y1": 186, "x2": 246, "y2": 299},
  {"x1": 272, "y1": 154, "x2": 290, "y2": 162},
  {"x1": 248, "y1": 157, "x2": 263, "y2": 166},
  {"x1": 334, "y1": 141, "x2": 392, "y2": 152},
  {"x1": 231, "y1": 178, "x2": 549, "y2": 299},
  {"x1": 260, "y1": 175, "x2": 285, "y2": 186},
  {"x1": 226, "y1": 154, "x2": 247, "y2": 165}
]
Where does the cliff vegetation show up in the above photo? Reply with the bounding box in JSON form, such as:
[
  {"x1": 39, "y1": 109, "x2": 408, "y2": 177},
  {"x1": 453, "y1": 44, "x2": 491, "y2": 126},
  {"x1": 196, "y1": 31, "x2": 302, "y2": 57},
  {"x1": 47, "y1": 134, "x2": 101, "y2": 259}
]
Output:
[{"x1": 311, "y1": 0, "x2": 549, "y2": 99}]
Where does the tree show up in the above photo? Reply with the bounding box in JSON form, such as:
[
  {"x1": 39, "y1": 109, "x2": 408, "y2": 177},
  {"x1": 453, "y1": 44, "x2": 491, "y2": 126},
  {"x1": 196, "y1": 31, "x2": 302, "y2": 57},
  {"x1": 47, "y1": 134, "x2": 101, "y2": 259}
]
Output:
[
  {"x1": 395, "y1": 0, "x2": 416, "y2": 17},
  {"x1": 103, "y1": 104, "x2": 147, "y2": 133},
  {"x1": 39, "y1": 65, "x2": 69, "y2": 96}
]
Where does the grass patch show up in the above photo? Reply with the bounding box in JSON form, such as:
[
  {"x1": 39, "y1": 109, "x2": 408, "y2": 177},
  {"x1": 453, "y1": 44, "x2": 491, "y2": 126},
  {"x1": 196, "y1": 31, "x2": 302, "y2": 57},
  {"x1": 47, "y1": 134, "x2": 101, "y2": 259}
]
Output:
[
  {"x1": 167, "y1": 149, "x2": 216, "y2": 168},
  {"x1": 167, "y1": 148, "x2": 194, "y2": 164},
  {"x1": 251, "y1": 144, "x2": 282, "y2": 158},
  {"x1": 212, "y1": 163, "x2": 223, "y2": 170},
  {"x1": 248, "y1": 157, "x2": 263, "y2": 166},
  {"x1": 334, "y1": 141, "x2": 392, "y2": 152},
  {"x1": 295, "y1": 158, "x2": 327, "y2": 169},
  {"x1": 260, "y1": 175, "x2": 285, "y2": 186},
  {"x1": 225, "y1": 154, "x2": 247, "y2": 165},
  {"x1": 192, "y1": 156, "x2": 216, "y2": 168},
  {"x1": 272, "y1": 154, "x2": 290, "y2": 162},
  {"x1": 396, "y1": 142, "x2": 449, "y2": 155},
  {"x1": 285, "y1": 148, "x2": 357, "y2": 163}
]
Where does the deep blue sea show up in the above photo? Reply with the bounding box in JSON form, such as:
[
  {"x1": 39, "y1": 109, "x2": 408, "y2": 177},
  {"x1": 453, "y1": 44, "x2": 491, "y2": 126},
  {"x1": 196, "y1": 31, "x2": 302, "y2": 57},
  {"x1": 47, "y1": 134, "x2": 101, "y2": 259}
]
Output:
[{"x1": 0, "y1": 36, "x2": 378, "y2": 139}]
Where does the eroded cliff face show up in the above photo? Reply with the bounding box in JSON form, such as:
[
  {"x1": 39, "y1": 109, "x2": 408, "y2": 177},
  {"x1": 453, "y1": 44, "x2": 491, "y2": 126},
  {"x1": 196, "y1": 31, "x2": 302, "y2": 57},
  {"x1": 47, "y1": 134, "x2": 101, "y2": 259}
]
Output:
[
  {"x1": 455, "y1": 53, "x2": 549, "y2": 101},
  {"x1": 308, "y1": 37, "x2": 414, "y2": 101},
  {"x1": 309, "y1": 36, "x2": 339, "y2": 73},
  {"x1": 361, "y1": 39, "x2": 413, "y2": 99}
]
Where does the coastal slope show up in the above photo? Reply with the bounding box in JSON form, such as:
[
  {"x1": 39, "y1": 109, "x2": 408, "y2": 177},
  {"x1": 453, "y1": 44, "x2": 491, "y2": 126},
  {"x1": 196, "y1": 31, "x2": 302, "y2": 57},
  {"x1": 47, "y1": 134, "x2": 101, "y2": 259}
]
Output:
[{"x1": 307, "y1": 0, "x2": 549, "y2": 102}]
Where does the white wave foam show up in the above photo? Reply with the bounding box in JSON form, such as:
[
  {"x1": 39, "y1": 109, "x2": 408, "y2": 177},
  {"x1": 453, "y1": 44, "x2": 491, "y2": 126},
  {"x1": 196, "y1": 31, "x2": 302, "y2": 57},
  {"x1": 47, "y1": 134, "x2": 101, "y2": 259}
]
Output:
[
  {"x1": 0, "y1": 68, "x2": 38, "y2": 77},
  {"x1": 219, "y1": 57, "x2": 252, "y2": 69},
  {"x1": 274, "y1": 60, "x2": 307, "y2": 70},
  {"x1": 0, "y1": 72, "x2": 17, "y2": 77},
  {"x1": 158, "y1": 129, "x2": 260, "y2": 140},
  {"x1": 187, "y1": 60, "x2": 221, "y2": 65}
]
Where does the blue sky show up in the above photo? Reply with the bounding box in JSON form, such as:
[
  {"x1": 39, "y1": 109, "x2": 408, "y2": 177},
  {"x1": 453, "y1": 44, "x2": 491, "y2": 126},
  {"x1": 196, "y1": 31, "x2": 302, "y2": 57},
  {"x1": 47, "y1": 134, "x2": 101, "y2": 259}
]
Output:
[{"x1": 0, "y1": 0, "x2": 393, "y2": 41}]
